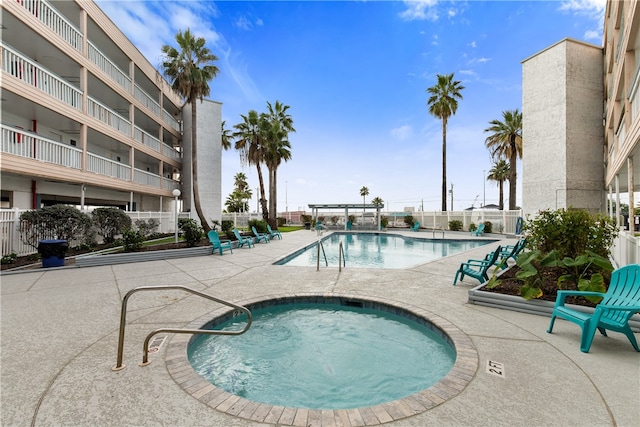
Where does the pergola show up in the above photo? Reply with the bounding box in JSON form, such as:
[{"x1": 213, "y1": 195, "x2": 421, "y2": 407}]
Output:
[{"x1": 308, "y1": 203, "x2": 385, "y2": 230}]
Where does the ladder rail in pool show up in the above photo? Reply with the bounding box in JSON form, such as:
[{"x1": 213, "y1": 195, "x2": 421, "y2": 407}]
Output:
[
  {"x1": 433, "y1": 227, "x2": 445, "y2": 239},
  {"x1": 316, "y1": 239, "x2": 328, "y2": 270},
  {"x1": 112, "y1": 285, "x2": 252, "y2": 371},
  {"x1": 338, "y1": 241, "x2": 345, "y2": 272}
]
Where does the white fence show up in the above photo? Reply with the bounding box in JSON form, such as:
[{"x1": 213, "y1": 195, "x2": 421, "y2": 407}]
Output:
[
  {"x1": 0, "y1": 208, "x2": 192, "y2": 257},
  {"x1": 611, "y1": 230, "x2": 640, "y2": 267}
]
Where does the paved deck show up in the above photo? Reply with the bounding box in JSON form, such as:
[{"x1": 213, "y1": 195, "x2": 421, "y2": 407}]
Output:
[{"x1": 1, "y1": 229, "x2": 638, "y2": 427}]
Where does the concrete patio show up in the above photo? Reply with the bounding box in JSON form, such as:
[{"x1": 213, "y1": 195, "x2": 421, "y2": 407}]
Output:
[{"x1": 1, "y1": 229, "x2": 638, "y2": 426}]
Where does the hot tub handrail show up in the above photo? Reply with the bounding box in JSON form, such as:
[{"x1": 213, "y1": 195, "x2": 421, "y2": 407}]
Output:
[{"x1": 112, "y1": 285, "x2": 252, "y2": 371}]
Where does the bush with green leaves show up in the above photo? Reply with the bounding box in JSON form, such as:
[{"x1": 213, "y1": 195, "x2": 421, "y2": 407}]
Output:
[
  {"x1": 19, "y1": 205, "x2": 92, "y2": 249},
  {"x1": 1, "y1": 253, "x2": 17, "y2": 265},
  {"x1": 404, "y1": 215, "x2": 414, "y2": 227},
  {"x1": 179, "y1": 218, "x2": 204, "y2": 247},
  {"x1": 134, "y1": 218, "x2": 160, "y2": 239},
  {"x1": 449, "y1": 220, "x2": 463, "y2": 231},
  {"x1": 523, "y1": 208, "x2": 617, "y2": 259},
  {"x1": 483, "y1": 221, "x2": 493, "y2": 234},
  {"x1": 248, "y1": 219, "x2": 268, "y2": 233},
  {"x1": 92, "y1": 208, "x2": 132, "y2": 244},
  {"x1": 122, "y1": 228, "x2": 145, "y2": 252}
]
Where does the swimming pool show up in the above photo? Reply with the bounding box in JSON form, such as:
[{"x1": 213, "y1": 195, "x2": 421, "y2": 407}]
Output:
[
  {"x1": 275, "y1": 232, "x2": 493, "y2": 269},
  {"x1": 188, "y1": 298, "x2": 456, "y2": 409}
]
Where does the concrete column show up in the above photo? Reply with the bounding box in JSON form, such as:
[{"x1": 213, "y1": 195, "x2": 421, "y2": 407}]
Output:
[{"x1": 629, "y1": 157, "x2": 635, "y2": 233}]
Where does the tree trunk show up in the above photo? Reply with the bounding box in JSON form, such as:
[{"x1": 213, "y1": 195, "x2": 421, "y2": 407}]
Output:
[
  {"x1": 256, "y1": 164, "x2": 269, "y2": 221},
  {"x1": 268, "y1": 167, "x2": 277, "y2": 227},
  {"x1": 499, "y1": 181, "x2": 504, "y2": 210},
  {"x1": 509, "y1": 136, "x2": 517, "y2": 211},
  {"x1": 441, "y1": 117, "x2": 448, "y2": 212},
  {"x1": 190, "y1": 99, "x2": 211, "y2": 233}
]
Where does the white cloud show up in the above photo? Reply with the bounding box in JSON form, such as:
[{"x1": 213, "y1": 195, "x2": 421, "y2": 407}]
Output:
[
  {"x1": 584, "y1": 29, "x2": 601, "y2": 41},
  {"x1": 477, "y1": 57, "x2": 491, "y2": 63},
  {"x1": 399, "y1": 0, "x2": 439, "y2": 21},
  {"x1": 390, "y1": 125, "x2": 413, "y2": 141},
  {"x1": 469, "y1": 41, "x2": 477, "y2": 48},
  {"x1": 559, "y1": 0, "x2": 606, "y2": 14},
  {"x1": 459, "y1": 69, "x2": 476, "y2": 76}
]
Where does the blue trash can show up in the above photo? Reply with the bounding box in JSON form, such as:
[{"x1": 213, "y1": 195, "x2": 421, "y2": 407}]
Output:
[{"x1": 38, "y1": 239, "x2": 68, "y2": 268}]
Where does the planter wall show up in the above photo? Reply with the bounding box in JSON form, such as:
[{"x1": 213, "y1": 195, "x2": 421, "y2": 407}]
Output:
[
  {"x1": 75, "y1": 246, "x2": 212, "y2": 268},
  {"x1": 468, "y1": 282, "x2": 640, "y2": 333}
]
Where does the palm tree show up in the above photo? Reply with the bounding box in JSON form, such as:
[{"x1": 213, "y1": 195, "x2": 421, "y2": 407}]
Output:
[
  {"x1": 233, "y1": 110, "x2": 269, "y2": 220},
  {"x1": 264, "y1": 101, "x2": 294, "y2": 227},
  {"x1": 484, "y1": 109, "x2": 523, "y2": 211},
  {"x1": 221, "y1": 121, "x2": 232, "y2": 151},
  {"x1": 360, "y1": 186, "x2": 369, "y2": 222},
  {"x1": 162, "y1": 29, "x2": 219, "y2": 232},
  {"x1": 487, "y1": 159, "x2": 510, "y2": 210},
  {"x1": 426, "y1": 73, "x2": 465, "y2": 211}
]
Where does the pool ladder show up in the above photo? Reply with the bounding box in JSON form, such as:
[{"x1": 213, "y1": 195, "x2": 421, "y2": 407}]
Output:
[
  {"x1": 316, "y1": 241, "x2": 345, "y2": 271},
  {"x1": 433, "y1": 227, "x2": 445, "y2": 239},
  {"x1": 112, "y1": 285, "x2": 252, "y2": 371}
]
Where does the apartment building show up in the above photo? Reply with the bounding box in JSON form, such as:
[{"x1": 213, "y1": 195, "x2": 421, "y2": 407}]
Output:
[
  {"x1": 522, "y1": 1, "x2": 640, "y2": 223},
  {"x1": 1, "y1": 0, "x2": 222, "y2": 222}
]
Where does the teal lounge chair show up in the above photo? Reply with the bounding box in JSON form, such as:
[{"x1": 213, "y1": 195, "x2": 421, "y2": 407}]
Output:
[
  {"x1": 471, "y1": 223, "x2": 485, "y2": 236},
  {"x1": 207, "y1": 230, "x2": 233, "y2": 255},
  {"x1": 484, "y1": 239, "x2": 526, "y2": 269},
  {"x1": 252, "y1": 226, "x2": 270, "y2": 243},
  {"x1": 233, "y1": 228, "x2": 254, "y2": 248},
  {"x1": 346, "y1": 221, "x2": 352, "y2": 230},
  {"x1": 453, "y1": 246, "x2": 501, "y2": 285},
  {"x1": 547, "y1": 264, "x2": 640, "y2": 353},
  {"x1": 411, "y1": 222, "x2": 420, "y2": 232},
  {"x1": 267, "y1": 224, "x2": 282, "y2": 239}
]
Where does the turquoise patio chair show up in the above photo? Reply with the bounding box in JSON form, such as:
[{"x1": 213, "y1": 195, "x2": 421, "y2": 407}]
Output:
[
  {"x1": 267, "y1": 224, "x2": 282, "y2": 240},
  {"x1": 453, "y1": 246, "x2": 502, "y2": 285},
  {"x1": 484, "y1": 238, "x2": 526, "y2": 269},
  {"x1": 547, "y1": 264, "x2": 640, "y2": 353},
  {"x1": 411, "y1": 222, "x2": 420, "y2": 232},
  {"x1": 207, "y1": 230, "x2": 233, "y2": 255},
  {"x1": 346, "y1": 221, "x2": 352, "y2": 230},
  {"x1": 252, "y1": 226, "x2": 270, "y2": 243},
  {"x1": 233, "y1": 228, "x2": 255, "y2": 248},
  {"x1": 471, "y1": 223, "x2": 485, "y2": 236}
]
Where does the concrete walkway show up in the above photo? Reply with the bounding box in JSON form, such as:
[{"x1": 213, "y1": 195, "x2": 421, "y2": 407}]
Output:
[{"x1": 1, "y1": 230, "x2": 638, "y2": 427}]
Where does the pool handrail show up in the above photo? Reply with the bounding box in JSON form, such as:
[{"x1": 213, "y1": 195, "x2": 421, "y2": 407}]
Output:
[
  {"x1": 316, "y1": 239, "x2": 328, "y2": 270},
  {"x1": 112, "y1": 285, "x2": 252, "y2": 371},
  {"x1": 338, "y1": 241, "x2": 345, "y2": 272},
  {"x1": 433, "y1": 227, "x2": 445, "y2": 239}
]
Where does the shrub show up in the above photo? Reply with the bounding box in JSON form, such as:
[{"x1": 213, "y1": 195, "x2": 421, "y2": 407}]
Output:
[
  {"x1": 449, "y1": 220, "x2": 463, "y2": 231},
  {"x1": 19, "y1": 205, "x2": 92, "y2": 249},
  {"x1": 348, "y1": 214, "x2": 356, "y2": 225},
  {"x1": 524, "y1": 208, "x2": 617, "y2": 259},
  {"x1": 134, "y1": 218, "x2": 160, "y2": 239},
  {"x1": 179, "y1": 218, "x2": 204, "y2": 247},
  {"x1": 221, "y1": 220, "x2": 235, "y2": 233},
  {"x1": 483, "y1": 221, "x2": 493, "y2": 234},
  {"x1": 404, "y1": 215, "x2": 414, "y2": 227},
  {"x1": 381, "y1": 216, "x2": 389, "y2": 228},
  {"x1": 277, "y1": 217, "x2": 286, "y2": 226},
  {"x1": 469, "y1": 222, "x2": 477, "y2": 231},
  {"x1": 122, "y1": 228, "x2": 145, "y2": 252},
  {"x1": 249, "y1": 219, "x2": 268, "y2": 233},
  {"x1": 92, "y1": 208, "x2": 132, "y2": 244},
  {"x1": 1, "y1": 253, "x2": 17, "y2": 265},
  {"x1": 330, "y1": 216, "x2": 339, "y2": 225},
  {"x1": 301, "y1": 214, "x2": 312, "y2": 224}
]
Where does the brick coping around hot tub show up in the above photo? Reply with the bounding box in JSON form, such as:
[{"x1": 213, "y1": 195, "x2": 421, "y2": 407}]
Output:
[{"x1": 164, "y1": 292, "x2": 479, "y2": 426}]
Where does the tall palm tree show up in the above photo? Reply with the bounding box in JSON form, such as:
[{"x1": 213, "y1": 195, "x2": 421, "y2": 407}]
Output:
[
  {"x1": 264, "y1": 101, "x2": 295, "y2": 227},
  {"x1": 426, "y1": 73, "x2": 465, "y2": 211},
  {"x1": 162, "y1": 29, "x2": 219, "y2": 232},
  {"x1": 233, "y1": 172, "x2": 252, "y2": 212},
  {"x1": 360, "y1": 186, "x2": 369, "y2": 222},
  {"x1": 221, "y1": 121, "x2": 232, "y2": 151},
  {"x1": 233, "y1": 110, "x2": 269, "y2": 219},
  {"x1": 484, "y1": 109, "x2": 523, "y2": 211},
  {"x1": 487, "y1": 159, "x2": 510, "y2": 210}
]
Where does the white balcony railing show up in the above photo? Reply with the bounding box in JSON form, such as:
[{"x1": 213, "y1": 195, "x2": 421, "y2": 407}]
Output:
[
  {"x1": 87, "y1": 152, "x2": 131, "y2": 181},
  {"x1": 133, "y1": 126, "x2": 161, "y2": 152},
  {"x1": 134, "y1": 84, "x2": 161, "y2": 116},
  {"x1": 163, "y1": 110, "x2": 181, "y2": 132},
  {"x1": 163, "y1": 177, "x2": 180, "y2": 191},
  {"x1": 87, "y1": 96, "x2": 131, "y2": 136},
  {"x1": 162, "y1": 143, "x2": 181, "y2": 160},
  {"x1": 87, "y1": 40, "x2": 131, "y2": 92},
  {"x1": 134, "y1": 168, "x2": 161, "y2": 187},
  {"x1": 15, "y1": 0, "x2": 82, "y2": 51},
  {"x1": 1, "y1": 125, "x2": 82, "y2": 169},
  {"x1": 2, "y1": 44, "x2": 82, "y2": 110}
]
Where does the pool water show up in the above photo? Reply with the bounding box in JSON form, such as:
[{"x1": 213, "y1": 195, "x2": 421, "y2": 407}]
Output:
[
  {"x1": 188, "y1": 302, "x2": 456, "y2": 409},
  {"x1": 275, "y1": 232, "x2": 492, "y2": 269}
]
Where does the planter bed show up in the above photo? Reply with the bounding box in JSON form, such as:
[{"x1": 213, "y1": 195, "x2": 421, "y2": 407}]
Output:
[
  {"x1": 468, "y1": 280, "x2": 640, "y2": 333},
  {"x1": 75, "y1": 246, "x2": 212, "y2": 268}
]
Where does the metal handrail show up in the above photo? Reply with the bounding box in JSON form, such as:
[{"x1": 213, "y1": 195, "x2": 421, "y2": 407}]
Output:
[
  {"x1": 112, "y1": 285, "x2": 252, "y2": 371},
  {"x1": 433, "y1": 227, "x2": 445, "y2": 239},
  {"x1": 316, "y1": 240, "x2": 328, "y2": 270},
  {"x1": 338, "y1": 241, "x2": 345, "y2": 272}
]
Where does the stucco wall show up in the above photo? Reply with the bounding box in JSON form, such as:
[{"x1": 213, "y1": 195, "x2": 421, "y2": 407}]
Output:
[{"x1": 522, "y1": 38, "x2": 604, "y2": 216}]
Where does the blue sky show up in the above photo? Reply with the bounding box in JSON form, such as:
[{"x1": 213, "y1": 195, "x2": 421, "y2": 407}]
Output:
[{"x1": 96, "y1": 0, "x2": 606, "y2": 213}]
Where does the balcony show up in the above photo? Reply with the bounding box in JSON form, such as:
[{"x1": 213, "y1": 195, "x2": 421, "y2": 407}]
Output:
[
  {"x1": 87, "y1": 40, "x2": 131, "y2": 92},
  {"x1": 15, "y1": 0, "x2": 82, "y2": 51},
  {"x1": 133, "y1": 126, "x2": 181, "y2": 161},
  {"x1": 134, "y1": 84, "x2": 161, "y2": 116},
  {"x1": 1, "y1": 125, "x2": 82, "y2": 169},
  {"x1": 87, "y1": 96, "x2": 131, "y2": 136},
  {"x1": 2, "y1": 44, "x2": 82, "y2": 110},
  {"x1": 163, "y1": 110, "x2": 181, "y2": 132},
  {"x1": 134, "y1": 168, "x2": 161, "y2": 187},
  {"x1": 86, "y1": 152, "x2": 131, "y2": 181}
]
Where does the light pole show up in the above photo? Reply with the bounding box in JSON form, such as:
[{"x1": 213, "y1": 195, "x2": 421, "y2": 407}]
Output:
[
  {"x1": 483, "y1": 170, "x2": 486, "y2": 207},
  {"x1": 172, "y1": 188, "x2": 181, "y2": 243},
  {"x1": 286, "y1": 180, "x2": 290, "y2": 224}
]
